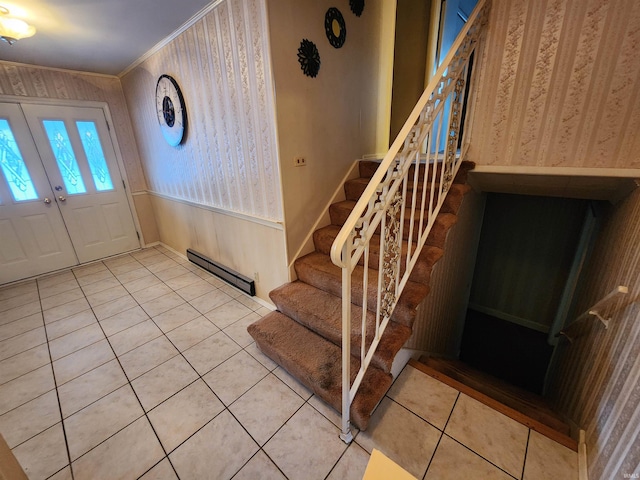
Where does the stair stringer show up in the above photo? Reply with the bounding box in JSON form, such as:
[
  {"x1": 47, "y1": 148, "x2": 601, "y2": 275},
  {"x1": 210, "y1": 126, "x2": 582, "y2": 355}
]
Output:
[
  {"x1": 248, "y1": 160, "x2": 476, "y2": 431},
  {"x1": 403, "y1": 186, "x2": 486, "y2": 356}
]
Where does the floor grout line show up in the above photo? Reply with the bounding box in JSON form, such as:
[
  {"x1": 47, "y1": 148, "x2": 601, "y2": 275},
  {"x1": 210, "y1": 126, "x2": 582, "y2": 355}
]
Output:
[{"x1": 36, "y1": 276, "x2": 76, "y2": 480}]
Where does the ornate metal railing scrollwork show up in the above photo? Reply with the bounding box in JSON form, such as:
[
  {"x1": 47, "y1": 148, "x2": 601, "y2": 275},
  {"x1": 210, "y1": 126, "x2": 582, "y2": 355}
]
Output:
[{"x1": 332, "y1": 0, "x2": 491, "y2": 444}]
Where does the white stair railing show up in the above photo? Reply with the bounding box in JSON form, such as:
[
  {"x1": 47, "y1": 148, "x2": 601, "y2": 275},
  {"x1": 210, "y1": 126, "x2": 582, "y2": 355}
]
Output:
[{"x1": 330, "y1": 0, "x2": 491, "y2": 443}]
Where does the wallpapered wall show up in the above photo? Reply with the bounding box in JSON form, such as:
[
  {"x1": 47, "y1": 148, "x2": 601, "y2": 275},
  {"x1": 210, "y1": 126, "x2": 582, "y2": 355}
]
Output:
[
  {"x1": 0, "y1": 63, "x2": 147, "y2": 192},
  {"x1": 119, "y1": 0, "x2": 289, "y2": 299},
  {"x1": 121, "y1": 0, "x2": 282, "y2": 222},
  {"x1": 469, "y1": 0, "x2": 640, "y2": 169},
  {"x1": 547, "y1": 189, "x2": 640, "y2": 479},
  {"x1": 268, "y1": 0, "x2": 395, "y2": 262}
]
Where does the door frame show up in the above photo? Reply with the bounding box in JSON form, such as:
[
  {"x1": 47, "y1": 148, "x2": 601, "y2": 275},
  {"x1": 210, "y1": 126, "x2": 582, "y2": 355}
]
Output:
[{"x1": 1, "y1": 95, "x2": 144, "y2": 249}]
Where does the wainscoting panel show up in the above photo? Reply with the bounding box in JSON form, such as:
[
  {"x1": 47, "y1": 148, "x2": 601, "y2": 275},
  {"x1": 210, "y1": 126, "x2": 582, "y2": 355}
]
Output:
[
  {"x1": 469, "y1": 0, "x2": 640, "y2": 170},
  {"x1": 547, "y1": 189, "x2": 640, "y2": 479},
  {"x1": 149, "y1": 194, "x2": 287, "y2": 300},
  {"x1": 121, "y1": 0, "x2": 282, "y2": 222}
]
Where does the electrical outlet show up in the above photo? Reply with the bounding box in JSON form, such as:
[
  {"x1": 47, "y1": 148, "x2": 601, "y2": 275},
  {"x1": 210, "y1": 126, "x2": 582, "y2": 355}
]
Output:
[
  {"x1": 254, "y1": 272, "x2": 260, "y2": 282},
  {"x1": 294, "y1": 156, "x2": 307, "y2": 167}
]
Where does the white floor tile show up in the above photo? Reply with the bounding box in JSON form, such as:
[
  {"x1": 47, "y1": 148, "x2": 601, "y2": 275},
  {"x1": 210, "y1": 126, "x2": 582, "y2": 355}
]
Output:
[
  {"x1": 387, "y1": 365, "x2": 459, "y2": 430},
  {"x1": 64, "y1": 384, "x2": 143, "y2": 460},
  {"x1": 264, "y1": 404, "x2": 347, "y2": 480},
  {"x1": 71, "y1": 417, "x2": 164, "y2": 480},
  {"x1": 203, "y1": 350, "x2": 269, "y2": 406},
  {"x1": 356, "y1": 397, "x2": 441, "y2": 479},
  {"x1": 170, "y1": 410, "x2": 258, "y2": 480},
  {"x1": 230, "y1": 373, "x2": 304, "y2": 446},
  {"x1": 182, "y1": 331, "x2": 240, "y2": 375},
  {"x1": 147, "y1": 379, "x2": 224, "y2": 453},
  {"x1": 0, "y1": 390, "x2": 60, "y2": 448},
  {"x1": 233, "y1": 450, "x2": 287, "y2": 480},
  {"x1": 445, "y1": 393, "x2": 529, "y2": 478},
  {"x1": 425, "y1": 434, "x2": 514, "y2": 480},
  {"x1": 523, "y1": 430, "x2": 578, "y2": 480},
  {"x1": 131, "y1": 355, "x2": 199, "y2": 411},
  {"x1": 12, "y1": 423, "x2": 68, "y2": 480}
]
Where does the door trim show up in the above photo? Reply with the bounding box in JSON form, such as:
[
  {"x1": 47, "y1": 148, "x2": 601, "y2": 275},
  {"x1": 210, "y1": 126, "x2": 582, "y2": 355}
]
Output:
[{"x1": 1, "y1": 95, "x2": 145, "y2": 246}]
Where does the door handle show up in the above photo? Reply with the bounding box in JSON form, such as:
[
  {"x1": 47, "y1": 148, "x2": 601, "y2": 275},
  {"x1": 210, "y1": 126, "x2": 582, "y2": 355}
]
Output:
[
  {"x1": 43, "y1": 197, "x2": 51, "y2": 204},
  {"x1": 58, "y1": 195, "x2": 66, "y2": 202}
]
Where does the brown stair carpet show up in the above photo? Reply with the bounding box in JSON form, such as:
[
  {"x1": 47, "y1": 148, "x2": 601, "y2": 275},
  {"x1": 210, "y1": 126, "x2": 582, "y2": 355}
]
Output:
[
  {"x1": 413, "y1": 356, "x2": 578, "y2": 451},
  {"x1": 247, "y1": 311, "x2": 393, "y2": 431},
  {"x1": 248, "y1": 160, "x2": 474, "y2": 430}
]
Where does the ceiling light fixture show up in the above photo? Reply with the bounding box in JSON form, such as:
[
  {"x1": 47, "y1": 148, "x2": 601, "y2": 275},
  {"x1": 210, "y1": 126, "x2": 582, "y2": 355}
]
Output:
[{"x1": 0, "y1": 6, "x2": 36, "y2": 45}]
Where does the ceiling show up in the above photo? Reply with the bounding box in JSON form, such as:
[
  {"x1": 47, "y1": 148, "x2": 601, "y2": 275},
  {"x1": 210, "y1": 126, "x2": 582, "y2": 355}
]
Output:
[{"x1": 0, "y1": 0, "x2": 216, "y2": 76}]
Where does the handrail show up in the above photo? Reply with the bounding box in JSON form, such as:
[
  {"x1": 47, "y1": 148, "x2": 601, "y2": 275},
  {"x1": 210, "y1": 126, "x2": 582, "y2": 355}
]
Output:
[
  {"x1": 331, "y1": 0, "x2": 492, "y2": 443},
  {"x1": 557, "y1": 285, "x2": 630, "y2": 342}
]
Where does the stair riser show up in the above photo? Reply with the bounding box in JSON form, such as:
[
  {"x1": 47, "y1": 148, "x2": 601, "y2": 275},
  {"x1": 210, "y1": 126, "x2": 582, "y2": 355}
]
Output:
[
  {"x1": 272, "y1": 299, "x2": 391, "y2": 373},
  {"x1": 312, "y1": 232, "x2": 433, "y2": 285},
  {"x1": 294, "y1": 264, "x2": 420, "y2": 329},
  {"x1": 248, "y1": 311, "x2": 393, "y2": 431},
  {"x1": 269, "y1": 282, "x2": 414, "y2": 375}
]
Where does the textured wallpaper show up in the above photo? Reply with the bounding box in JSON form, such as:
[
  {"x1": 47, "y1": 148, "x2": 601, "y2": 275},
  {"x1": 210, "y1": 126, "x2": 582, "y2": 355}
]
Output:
[
  {"x1": 547, "y1": 189, "x2": 640, "y2": 479},
  {"x1": 469, "y1": 0, "x2": 640, "y2": 169},
  {"x1": 0, "y1": 63, "x2": 147, "y2": 192},
  {"x1": 121, "y1": 0, "x2": 282, "y2": 222}
]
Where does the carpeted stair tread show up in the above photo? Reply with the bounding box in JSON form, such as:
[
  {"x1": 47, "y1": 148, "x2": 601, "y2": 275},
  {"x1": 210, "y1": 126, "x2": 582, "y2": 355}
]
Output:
[
  {"x1": 248, "y1": 311, "x2": 392, "y2": 430},
  {"x1": 329, "y1": 200, "x2": 458, "y2": 247},
  {"x1": 294, "y1": 252, "x2": 428, "y2": 328},
  {"x1": 313, "y1": 224, "x2": 443, "y2": 285},
  {"x1": 270, "y1": 281, "x2": 412, "y2": 373}
]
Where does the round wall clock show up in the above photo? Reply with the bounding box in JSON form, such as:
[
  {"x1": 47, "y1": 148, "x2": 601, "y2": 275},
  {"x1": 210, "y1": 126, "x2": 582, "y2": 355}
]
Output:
[{"x1": 155, "y1": 74, "x2": 186, "y2": 147}]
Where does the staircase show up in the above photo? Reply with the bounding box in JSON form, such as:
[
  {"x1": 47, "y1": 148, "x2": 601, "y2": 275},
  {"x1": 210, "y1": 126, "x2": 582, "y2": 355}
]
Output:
[{"x1": 247, "y1": 160, "x2": 475, "y2": 430}]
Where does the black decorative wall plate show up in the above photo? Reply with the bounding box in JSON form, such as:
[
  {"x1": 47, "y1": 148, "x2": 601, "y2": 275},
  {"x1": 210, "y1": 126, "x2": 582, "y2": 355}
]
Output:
[
  {"x1": 350, "y1": 0, "x2": 365, "y2": 17},
  {"x1": 297, "y1": 39, "x2": 321, "y2": 78},
  {"x1": 325, "y1": 8, "x2": 346, "y2": 48}
]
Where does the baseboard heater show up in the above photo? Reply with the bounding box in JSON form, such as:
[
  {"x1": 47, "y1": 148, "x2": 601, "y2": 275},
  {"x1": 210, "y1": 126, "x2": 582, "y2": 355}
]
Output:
[{"x1": 186, "y1": 248, "x2": 255, "y2": 296}]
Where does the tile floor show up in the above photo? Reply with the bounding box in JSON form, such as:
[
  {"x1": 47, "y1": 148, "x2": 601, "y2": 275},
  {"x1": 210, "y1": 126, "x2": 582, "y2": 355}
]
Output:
[{"x1": 0, "y1": 246, "x2": 578, "y2": 480}]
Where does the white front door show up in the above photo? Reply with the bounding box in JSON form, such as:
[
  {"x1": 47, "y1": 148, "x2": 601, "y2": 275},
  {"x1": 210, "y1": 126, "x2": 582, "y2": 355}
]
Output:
[
  {"x1": 0, "y1": 103, "x2": 78, "y2": 283},
  {"x1": 22, "y1": 104, "x2": 139, "y2": 264}
]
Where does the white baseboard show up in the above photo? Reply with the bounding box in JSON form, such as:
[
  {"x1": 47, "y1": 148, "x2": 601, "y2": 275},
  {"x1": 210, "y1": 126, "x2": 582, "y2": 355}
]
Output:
[
  {"x1": 391, "y1": 348, "x2": 424, "y2": 378},
  {"x1": 579, "y1": 429, "x2": 588, "y2": 480}
]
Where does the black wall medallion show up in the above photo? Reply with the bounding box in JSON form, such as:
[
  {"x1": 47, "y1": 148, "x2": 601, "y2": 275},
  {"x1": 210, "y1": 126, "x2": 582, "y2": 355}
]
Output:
[
  {"x1": 349, "y1": 0, "x2": 365, "y2": 17},
  {"x1": 297, "y1": 39, "x2": 321, "y2": 78},
  {"x1": 325, "y1": 8, "x2": 346, "y2": 48}
]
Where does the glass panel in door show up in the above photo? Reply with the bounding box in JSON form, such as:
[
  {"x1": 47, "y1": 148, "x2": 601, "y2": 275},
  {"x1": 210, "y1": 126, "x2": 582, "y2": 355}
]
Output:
[
  {"x1": 42, "y1": 120, "x2": 87, "y2": 194},
  {"x1": 0, "y1": 119, "x2": 38, "y2": 201},
  {"x1": 0, "y1": 103, "x2": 78, "y2": 284},
  {"x1": 76, "y1": 121, "x2": 114, "y2": 192}
]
